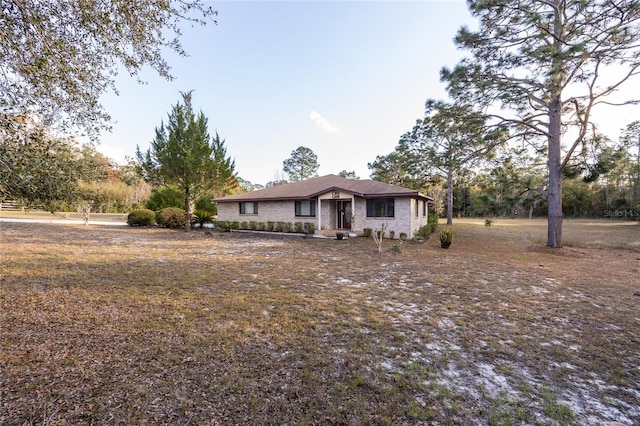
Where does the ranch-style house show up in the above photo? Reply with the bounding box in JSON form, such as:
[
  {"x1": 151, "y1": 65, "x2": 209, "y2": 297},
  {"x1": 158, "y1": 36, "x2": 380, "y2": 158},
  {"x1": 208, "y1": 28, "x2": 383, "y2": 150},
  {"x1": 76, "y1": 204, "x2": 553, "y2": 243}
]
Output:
[{"x1": 213, "y1": 174, "x2": 433, "y2": 238}]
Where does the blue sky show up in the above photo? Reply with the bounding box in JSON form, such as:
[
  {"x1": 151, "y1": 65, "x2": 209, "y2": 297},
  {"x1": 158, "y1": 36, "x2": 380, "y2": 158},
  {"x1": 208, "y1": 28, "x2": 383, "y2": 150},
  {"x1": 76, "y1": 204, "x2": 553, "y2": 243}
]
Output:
[
  {"x1": 96, "y1": 0, "x2": 640, "y2": 186},
  {"x1": 96, "y1": 0, "x2": 475, "y2": 185}
]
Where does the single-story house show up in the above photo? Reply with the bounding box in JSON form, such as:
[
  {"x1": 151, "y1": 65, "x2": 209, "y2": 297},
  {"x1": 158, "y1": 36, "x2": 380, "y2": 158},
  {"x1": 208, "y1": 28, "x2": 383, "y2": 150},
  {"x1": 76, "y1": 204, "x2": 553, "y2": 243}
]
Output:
[{"x1": 212, "y1": 174, "x2": 433, "y2": 238}]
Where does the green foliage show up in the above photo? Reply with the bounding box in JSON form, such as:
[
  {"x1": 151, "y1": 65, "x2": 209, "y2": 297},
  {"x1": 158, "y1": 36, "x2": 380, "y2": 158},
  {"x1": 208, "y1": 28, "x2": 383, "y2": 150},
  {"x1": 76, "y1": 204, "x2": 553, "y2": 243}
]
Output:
[
  {"x1": 214, "y1": 221, "x2": 238, "y2": 231},
  {"x1": 363, "y1": 228, "x2": 373, "y2": 238},
  {"x1": 0, "y1": 119, "x2": 80, "y2": 210},
  {"x1": 303, "y1": 222, "x2": 315, "y2": 234},
  {"x1": 282, "y1": 146, "x2": 319, "y2": 182},
  {"x1": 136, "y1": 92, "x2": 237, "y2": 231},
  {"x1": 389, "y1": 230, "x2": 395, "y2": 240},
  {"x1": 127, "y1": 209, "x2": 156, "y2": 227},
  {"x1": 249, "y1": 221, "x2": 258, "y2": 231},
  {"x1": 439, "y1": 227, "x2": 453, "y2": 243},
  {"x1": 156, "y1": 207, "x2": 186, "y2": 228},
  {"x1": 239, "y1": 221, "x2": 248, "y2": 230},
  {"x1": 145, "y1": 187, "x2": 183, "y2": 211},
  {"x1": 193, "y1": 209, "x2": 214, "y2": 228},
  {"x1": 416, "y1": 224, "x2": 435, "y2": 240},
  {"x1": 294, "y1": 222, "x2": 304, "y2": 233},
  {"x1": 399, "y1": 232, "x2": 408, "y2": 241},
  {"x1": 1, "y1": 0, "x2": 216, "y2": 138},
  {"x1": 266, "y1": 221, "x2": 275, "y2": 232},
  {"x1": 195, "y1": 195, "x2": 217, "y2": 215},
  {"x1": 442, "y1": 0, "x2": 640, "y2": 247}
]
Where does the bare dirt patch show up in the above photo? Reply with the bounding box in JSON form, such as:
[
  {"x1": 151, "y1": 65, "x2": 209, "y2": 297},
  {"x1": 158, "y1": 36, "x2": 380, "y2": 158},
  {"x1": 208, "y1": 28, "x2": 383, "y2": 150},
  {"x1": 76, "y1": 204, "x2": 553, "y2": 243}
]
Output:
[{"x1": 1, "y1": 219, "x2": 638, "y2": 425}]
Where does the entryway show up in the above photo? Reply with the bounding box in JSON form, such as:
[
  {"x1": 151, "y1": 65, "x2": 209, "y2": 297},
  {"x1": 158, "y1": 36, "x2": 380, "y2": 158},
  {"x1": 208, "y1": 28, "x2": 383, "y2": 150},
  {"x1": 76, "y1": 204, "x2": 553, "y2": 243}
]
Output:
[{"x1": 336, "y1": 200, "x2": 351, "y2": 230}]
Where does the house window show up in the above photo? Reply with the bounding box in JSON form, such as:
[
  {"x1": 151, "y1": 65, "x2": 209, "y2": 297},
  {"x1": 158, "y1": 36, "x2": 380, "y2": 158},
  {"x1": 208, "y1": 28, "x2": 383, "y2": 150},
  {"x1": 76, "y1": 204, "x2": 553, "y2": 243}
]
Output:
[
  {"x1": 366, "y1": 198, "x2": 394, "y2": 218},
  {"x1": 423, "y1": 200, "x2": 427, "y2": 217},
  {"x1": 239, "y1": 202, "x2": 258, "y2": 214},
  {"x1": 295, "y1": 200, "x2": 316, "y2": 217},
  {"x1": 415, "y1": 199, "x2": 419, "y2": 217}
]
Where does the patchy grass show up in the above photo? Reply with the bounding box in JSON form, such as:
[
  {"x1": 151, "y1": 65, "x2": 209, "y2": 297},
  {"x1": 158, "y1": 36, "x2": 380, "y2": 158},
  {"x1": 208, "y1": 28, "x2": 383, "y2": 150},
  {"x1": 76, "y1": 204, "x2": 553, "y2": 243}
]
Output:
[{"x1": 0, "y1": 219, "x2": 638, "y2": 425}]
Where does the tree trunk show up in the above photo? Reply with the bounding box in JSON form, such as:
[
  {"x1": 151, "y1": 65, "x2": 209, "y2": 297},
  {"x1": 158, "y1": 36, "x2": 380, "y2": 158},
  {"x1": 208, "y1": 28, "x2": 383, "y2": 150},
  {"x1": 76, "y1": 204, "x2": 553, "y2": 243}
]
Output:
[
  {"x1": 184, "y1": 189, "x2": 192, "y2": 232},
  {"x1": 446, "y1": 169, "x2": 454, "y2": 225},
  {"x1": 547, "y1": 98, "x2": 563, "y2": 248}
]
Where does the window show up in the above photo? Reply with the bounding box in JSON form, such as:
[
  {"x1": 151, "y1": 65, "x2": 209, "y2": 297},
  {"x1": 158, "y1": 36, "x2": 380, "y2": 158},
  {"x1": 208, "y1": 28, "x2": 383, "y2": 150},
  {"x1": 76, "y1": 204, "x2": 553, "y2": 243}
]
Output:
[
  {"x1": 239, "y1": 202, "x2": 258, "y2": 214},
  {"x1": 423, "y1": 200, "x2": 427, "y2": 217},
  {"x1": 295, "y1": 200, "x2": 316, "y2": 217},
  {"x1": 366, "y1": 198, "x2": 394, "y2": 218},
  {"x1": 415, "y1": 199, "x2": 419, "y2": 217}
]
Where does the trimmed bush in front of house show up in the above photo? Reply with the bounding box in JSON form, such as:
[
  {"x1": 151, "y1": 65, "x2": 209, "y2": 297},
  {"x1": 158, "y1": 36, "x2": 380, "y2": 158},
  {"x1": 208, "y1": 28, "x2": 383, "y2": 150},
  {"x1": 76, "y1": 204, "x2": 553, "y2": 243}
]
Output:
[
  {"x1": 127, "y1": 209, "x2": 156, "y2": 227},
  {"x1": 156, "y1": 207, "x2": 186, "y2": 228}
]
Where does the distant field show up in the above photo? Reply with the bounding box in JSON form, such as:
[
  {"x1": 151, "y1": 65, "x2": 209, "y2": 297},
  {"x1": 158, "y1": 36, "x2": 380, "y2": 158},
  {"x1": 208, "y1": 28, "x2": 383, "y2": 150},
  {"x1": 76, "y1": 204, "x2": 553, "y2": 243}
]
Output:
[
  {"x1": 0, "y1": 219, "x2": 638, "y2": 424},
  {"x1": 0, "y1": 209, "x2": 127, "y2": 223}
]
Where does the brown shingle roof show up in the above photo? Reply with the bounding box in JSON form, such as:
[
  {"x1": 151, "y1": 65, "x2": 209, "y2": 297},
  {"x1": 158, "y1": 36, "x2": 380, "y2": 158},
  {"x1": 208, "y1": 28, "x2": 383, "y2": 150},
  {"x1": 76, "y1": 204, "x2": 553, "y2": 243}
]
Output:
[{"x1": 213, "y1": 174, "x2": 432, "y2": 202}]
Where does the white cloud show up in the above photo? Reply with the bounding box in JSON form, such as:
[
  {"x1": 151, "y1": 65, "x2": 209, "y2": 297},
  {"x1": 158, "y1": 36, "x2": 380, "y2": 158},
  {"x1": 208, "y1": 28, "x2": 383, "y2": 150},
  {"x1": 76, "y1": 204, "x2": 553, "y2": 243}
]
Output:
[
  {"x1": 96, "y1": 144, "x2": 128, "y2": 164},
  {"x1": 310, "y1": 110, "x2": 339, "y2": 133}
]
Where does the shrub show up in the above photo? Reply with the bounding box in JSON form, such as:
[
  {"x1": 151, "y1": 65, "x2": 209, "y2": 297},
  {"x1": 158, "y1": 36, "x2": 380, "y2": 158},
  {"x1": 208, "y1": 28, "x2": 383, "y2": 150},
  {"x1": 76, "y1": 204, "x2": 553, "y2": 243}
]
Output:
[
  {"x1": 127, "y1": 209, "x2": 156, "y2": 226},
  {"x1": 304, "y1": 222, "x2": 315, "y2": 234},
  {"x1": 256, "y1": 222, "x2": 265, "y2": 231},
  {"x1": 294, "y1": 222, "x2": 304, "y2": 233},
  {"x1": 399, "y1": 232, "x2": 408, "y2": 241},
  {"x1": 389, "y1": 230, "x2": 396, "y2": 240},
  {"x1": 249, "y1": 221, "x2": 258, "y2": 230},
  {"x1": 439, "y1": 227, "x2": 453, "y2": 243},
  {"x1": 275, "y1": 221, "x2": 285, "y2": 232},
  {"x1": 156, "y1": 207, "x2": 186, "y2": 228},
  {"x1": 266, "y1": 221, "x2": 275, "y2": 231},
  {"x1": 239, "y1": 221, "x2": 248, "y2": 230},
  {"x1": 193, "y1": 209, "x2": 214, "y2": 228},
  {"x1": 416, "y1": 224, "x2": 434, "y2": 239},
  {"x1": 145, "y1": 187, "x2": 183, "y2": 211},
  {"x1": 363, "y1": 228, "x2": 373, "y2": 238}
]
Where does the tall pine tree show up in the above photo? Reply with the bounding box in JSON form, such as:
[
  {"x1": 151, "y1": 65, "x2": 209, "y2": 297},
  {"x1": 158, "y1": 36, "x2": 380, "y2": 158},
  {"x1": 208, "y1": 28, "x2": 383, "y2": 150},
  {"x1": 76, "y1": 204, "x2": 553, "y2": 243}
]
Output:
[
  {"x1": 137, "y1": 92, "x2": 237, "y2": 231},
  {"x1": 442, "y1": 0, "x2": 640, "y2": 247}
]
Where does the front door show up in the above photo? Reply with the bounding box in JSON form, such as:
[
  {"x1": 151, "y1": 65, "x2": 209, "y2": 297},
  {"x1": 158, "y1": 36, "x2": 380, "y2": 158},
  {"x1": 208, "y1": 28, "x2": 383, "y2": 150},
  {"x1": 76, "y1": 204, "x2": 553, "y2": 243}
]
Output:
[{"x1": 337, "y1": 201, "x2": 351, "y2": 229}]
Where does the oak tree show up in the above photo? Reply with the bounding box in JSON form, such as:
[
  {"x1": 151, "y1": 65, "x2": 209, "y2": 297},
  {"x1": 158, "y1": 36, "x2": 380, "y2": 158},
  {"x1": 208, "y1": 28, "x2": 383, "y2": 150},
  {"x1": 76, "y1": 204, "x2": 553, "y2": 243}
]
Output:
[{"x1": 1, "y1": 0, "x2": 216, "y2": 137}]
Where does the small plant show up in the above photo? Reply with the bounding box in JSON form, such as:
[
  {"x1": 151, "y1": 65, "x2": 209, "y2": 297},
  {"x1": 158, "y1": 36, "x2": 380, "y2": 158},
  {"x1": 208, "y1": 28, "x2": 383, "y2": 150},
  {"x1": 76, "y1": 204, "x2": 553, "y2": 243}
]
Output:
[
  {"x1": 256, "y1": 222, "x2": 265, "y2": 231},
  {"x1": 127, "y1": 209, "x2": 156, "y2": 226},
  {"x1": 156, "y1": 207, "x2": 186, "y2": 228},
  {"x1": 399, "y1": 232, "x2": 408, "y2": 241},
  {"x1": 439, "y1": 227, "x2": 453, "y2": 246},
  {"x1": 194, "y1": 209, "x2": 214, "y2": 228},
  {"x1": 363, "y1": 228, "x2": 373, "y2": 238},
  {"x1": 294, "y1": 222, "x2": 304, "y2": 233},
  {"x1": 249, "y1": 221, "x2": 258, "y2": 230},
  {"x1": 303, "y1": 222, "x2": 315, "y2": 234},
  {"x1": 372, "y1": 223, "x2": 388, "y2": 254},
  {"x1": 485, "y1": 218, "x2": 494, "y2": 227},
  {"x1": 392, "y1": 243, "x2": 403, "y2": 254},
  {"x1": 389, "y1": 230, "x2": 395, "y2": 240},
  {"x1": 266, "y1": 221, "x2": 274, "y2": 232},
  {"x1": 239, "y1": 221, "x2": 248, "y2": 230},
  {"x1": 416, "y1": 224, "x2": 434, "y2": 240}
]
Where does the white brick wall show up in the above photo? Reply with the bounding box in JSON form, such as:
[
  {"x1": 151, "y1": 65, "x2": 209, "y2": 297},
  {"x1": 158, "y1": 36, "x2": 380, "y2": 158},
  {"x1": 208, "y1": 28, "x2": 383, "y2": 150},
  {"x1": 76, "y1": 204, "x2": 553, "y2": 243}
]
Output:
[{"x1": 216, "y1": 195, "x2": 429, "y2": 238}]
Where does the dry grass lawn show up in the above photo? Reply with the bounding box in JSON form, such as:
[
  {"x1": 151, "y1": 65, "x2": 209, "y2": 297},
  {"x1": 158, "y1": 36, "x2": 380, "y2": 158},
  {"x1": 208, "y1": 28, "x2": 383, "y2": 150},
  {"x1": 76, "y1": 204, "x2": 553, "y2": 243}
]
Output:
[{"x1": 0, "y1": 218, "x2": 638, "y2": 425}]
